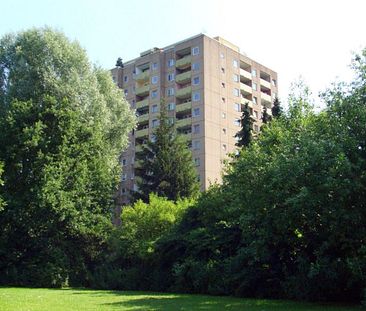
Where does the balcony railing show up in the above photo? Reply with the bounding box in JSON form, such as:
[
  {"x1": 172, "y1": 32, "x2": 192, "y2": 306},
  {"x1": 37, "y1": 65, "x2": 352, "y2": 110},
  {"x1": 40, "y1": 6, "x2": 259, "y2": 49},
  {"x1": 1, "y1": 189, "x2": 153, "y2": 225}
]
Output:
[
  {"x1": 241, "y1": 98, "x2": 253, "y2": 108},
  {"x1": 134, "y1": 70, "x2": 150, "y2": 81},
  {"x1": 176, "y1": 117, "x2": 192, "y2": 128},
  {"x1": 136, "y1": 98, "x2": 149, "y2": 109},
  {"x1": 135, "y1": 84, "x2": 150, "y2": 96},
  {"x1": 176, "y1": 55, "x2": 192, "y2": 69},
  {"x1": 180, "y1": 132, "x2": 192, "y2": 141},
  {"x1": 261, "y1": 92, "x2": 272, "y2": 105},
  {"x1": 138, "y1": 113, "x2": 149, "y2": 123},
  {"x1": 240, "y1": 68, "x2": 252, "y2": 80},
  {"x1": 135, "y1": 128, "x2": 149, "y2": 138},
  {"x1": 260, "y1": 78, "x2": 271, "y2": 90},
  {"x1": 135, "y1": 145, "x2": 143, "y2": 153},
  {"x1": 240, "y1": 83, "x2": 252, "y2": 95},
  {"x1": 176, "y1": 86, "x2": 192, "y2": 99},
  {"x1": 176, "y1": 71, "x2": 192, "y2": 84},
  {"x1": 176, "y1": 101, "x2": 192, "y2": 113}
]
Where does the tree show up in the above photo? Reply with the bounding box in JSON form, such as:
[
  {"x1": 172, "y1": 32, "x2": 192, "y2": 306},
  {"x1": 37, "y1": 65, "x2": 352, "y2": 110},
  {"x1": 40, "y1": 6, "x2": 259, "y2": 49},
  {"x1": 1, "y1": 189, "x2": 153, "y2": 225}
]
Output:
[
  {"x1": 115, "y1": 57, "x2": 124, "y2": 68},
  {"x1": 271, "y1": 97, "x2": 282, "y2": 118},
  {"x1": 261, "y1": 105, "x2": 271, "y2": 124},
  {"x1": 235, "y1": 102, "x2": 253, "y2": 147},
  {"x1": 0, "y1": 28, "x2": 135, "y2": 287},
  {"x1": 0, "y1": 162, "x2": 4, "y2": 211},
  {"x1": 135, "y1": 101, "x2": 199, "y2": 202}
]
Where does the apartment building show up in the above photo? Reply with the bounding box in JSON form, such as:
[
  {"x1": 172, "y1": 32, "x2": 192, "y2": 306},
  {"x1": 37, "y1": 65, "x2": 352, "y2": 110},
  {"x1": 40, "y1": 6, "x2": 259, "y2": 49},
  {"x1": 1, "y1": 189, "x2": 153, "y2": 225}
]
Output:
[{"x1": 111, "y1": 34, "x2": 278, "y2": 210}]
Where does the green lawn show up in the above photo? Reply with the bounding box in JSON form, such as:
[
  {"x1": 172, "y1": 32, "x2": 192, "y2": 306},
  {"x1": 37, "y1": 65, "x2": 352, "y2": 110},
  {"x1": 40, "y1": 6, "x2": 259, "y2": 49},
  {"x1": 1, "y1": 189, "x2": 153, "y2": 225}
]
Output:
[{"x1": 0, "y1": 287, "x2": 364, "y2": 311}]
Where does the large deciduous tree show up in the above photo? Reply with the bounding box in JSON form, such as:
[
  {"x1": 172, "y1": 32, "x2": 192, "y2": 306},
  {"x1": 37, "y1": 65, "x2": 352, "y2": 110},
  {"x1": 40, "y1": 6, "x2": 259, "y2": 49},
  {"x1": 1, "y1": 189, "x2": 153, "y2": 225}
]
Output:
[
  {"x1": 134, "y1": 102, "x2": 199, "y2": 202},
  {"x1": 0, "y1": 28, "x2": 135, "y2": 287}
]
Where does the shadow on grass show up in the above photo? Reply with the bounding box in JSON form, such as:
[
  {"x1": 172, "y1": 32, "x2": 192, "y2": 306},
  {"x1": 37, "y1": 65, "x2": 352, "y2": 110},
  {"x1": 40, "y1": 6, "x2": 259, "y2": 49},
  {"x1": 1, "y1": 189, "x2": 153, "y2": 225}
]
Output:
[{"x1": 69, "y1": 289, "x2": 336, "y2": 311}]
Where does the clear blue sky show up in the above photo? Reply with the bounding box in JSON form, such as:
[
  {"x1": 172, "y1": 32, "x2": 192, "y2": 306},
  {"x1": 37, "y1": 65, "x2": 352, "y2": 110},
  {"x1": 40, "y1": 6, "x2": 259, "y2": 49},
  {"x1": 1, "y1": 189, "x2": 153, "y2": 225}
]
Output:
[{"x1": 1, "y1": 0, "x2": 365, "y2": 105}]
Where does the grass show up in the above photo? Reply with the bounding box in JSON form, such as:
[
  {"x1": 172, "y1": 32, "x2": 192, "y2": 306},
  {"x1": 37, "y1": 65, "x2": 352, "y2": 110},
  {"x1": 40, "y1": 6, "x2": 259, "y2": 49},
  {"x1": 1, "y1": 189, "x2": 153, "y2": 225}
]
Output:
[{"x1": 0, "y1": 287, "x2": 364, "y2": 311}]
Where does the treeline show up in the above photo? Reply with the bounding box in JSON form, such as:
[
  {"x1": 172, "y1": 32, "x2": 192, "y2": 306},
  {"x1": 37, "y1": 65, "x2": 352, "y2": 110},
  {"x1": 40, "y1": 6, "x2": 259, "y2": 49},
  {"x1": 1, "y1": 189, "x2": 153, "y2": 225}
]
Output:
[{"x1": 0, "y1": 27, "x2": 365, "y2": 304}]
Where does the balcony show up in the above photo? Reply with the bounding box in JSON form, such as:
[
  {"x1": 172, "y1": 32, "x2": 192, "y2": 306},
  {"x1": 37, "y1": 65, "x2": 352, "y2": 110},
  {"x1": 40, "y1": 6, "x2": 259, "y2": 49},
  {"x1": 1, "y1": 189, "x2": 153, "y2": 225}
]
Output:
[
  {"x1": 176, "y1": 55, "x2": 192, "y2": 69},
  {"x1": 176, "y1": 71, "x2": 192, "y2": 84},
  {"x1": 135, "y1": 128, "x2": 149, "y2": 138},
  {"x1": 135, "y1": 145, "x2": 143, "y2": 153},
  {"x1": 138, "y1": 113, "x2": 149, "y2": 123},
  {"x1": 176, "y1": 86, "x2": 192, "y2": 99},
  {"x1": 261, "y1": 92, "x2": 272, "y2": 105},
  {"x1": 176, "y1": 101, "x2": 192, "y2": 113},
  {"x1": 134, "y1": 70, "x2": 150, "y2": 81},
  {"x1": 240, "y1": 69, "x2": 252, "y2": 80},
  {"x1": 176, "y1": 117, "x2": 192, "y2": 128},
  {"x1": 135, "y1": 84, "x2": 150, "y2": 96},
  {"x1": 260, "y1": 78, "x2": 271, "y2": 90},
  {"x1": 136, "y1": 98, "x2": 149, "y2": 109},
  {"x1": 180, "y1": 132, "x2": 192, "y2": 141},
  {"x1": 240, "y1": 83, "x2": 252, "y2": 96},
  {"x1": 241, "y1": 98, "x2": 253, "y2": 108}
]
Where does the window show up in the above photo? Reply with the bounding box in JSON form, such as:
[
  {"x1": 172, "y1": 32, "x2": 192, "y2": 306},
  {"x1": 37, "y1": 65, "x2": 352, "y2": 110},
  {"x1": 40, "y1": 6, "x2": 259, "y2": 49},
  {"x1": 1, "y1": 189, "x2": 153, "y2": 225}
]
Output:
[
  {"x1": 122, "y1": 173, "x2": 127, "y2": 181},
  {"x1": 233, "y1": 59, "x2": 238, "y2": 68},
  {"x1": 254, "y1": 124, "x2": 259, "y2": 132},
  {"x1": 151, "y1": 90, "x2": 158, "y2": 99},
  {"x1": 152, "y1": 119, "x2": 159, "y2": 128},
  {"x1": 122, "y1": 159, "x2": 127, "y2": 166},
  {"x1": 121, "y1": 188, "x2": 126, "y2": 194},
  {"x1": 152, "y1": 62, "x2": 158, "y2": 70},
  {"x1": 193, "y1": 140, "x2": 201, "y2": 150},
  {"x1": 192, "y1": 46, "x2": 199, "y2": 56},
  {"x1": 222, "y1": 144, "x2": 227, "y2": 151},
  {"x1": 193, "y1": 76, "x2": 200, "y2": 85},
  {"x1": 234, "y1": 103, "x2": 241, "y2": 112},
  {"x1": 112, "y1": 76, "x2": 116, "y2": 83},
  {"x1": 253, "y1": 96, "x2": 257, "y2": 104},
  {"x1": 130, "y1": 172, "x2": 135, "y2": 180},
  {"x1": 192, "y1": 62, "x2": 200, "y2": 71},
  {"x1": 272, "y1": 79, "x2": 277, "y2": 86},
  {"x1": 233, "y1": 88, "x2": 240, "y2": 97},
  {"x1": 221, "y1": 67, "x2": 225, "y2": 73},
  {"x1": 194, "y1": 157, "x2": 200, "y2": 166},
  {"x1": 193, "y1": 124, "x2": 200, "y2": 134},
  {"x1": 221, "y1": 82, "x2": 225, "y2": 88},
  {"x1": 168, "y1": 117, "x2": 174, "y2": 125},
  {"x1": 167, "y1": 102, "x2": 175, "y2": 111},
  {"x1": 254, "y1": 111, "x2": 258, "y2": 119},
  {"x1": 167, "y1": 73, "x2": 175, "y2": 82},
  {"x1": 167, "y1": 88, "x2": 175, "y2": 96},
  {"x1": 234, "y1": 118, "x2": 240, "y2": 126},
  {"x1": 168, "y1": 59, "x2": 175, "y2": 67},
  {"x1": 192, "y1": 91, "x2": 200, "y2": 102},
  {"x1": 222, "y1": 112, "x2": 226, "y2": 119},
  {"x1": 150, "y1": 134, "x2": 156, "y2": 142},
  {"x1": 252, "y1": 82, "x2": 257, "y2": 91},
  {"x1": 124, "y1": 89, "x2": 128, "y2": 96},
  {"x1": 233, "y1": 74, "x2": 239, "y2": 82},
  {"x1": 193, "y1": 107, "x2": 200, "y2": 117},
  {"x1": 252, "y1": 69, "x2": 257, "y2": 77},
  {"x1": 151, "y1": 104, "x2": 158, "y2": 113},
  {"x1": 150, "y1": 76, "x2": 159, "y2": 85},
  {"x1": 222, "y1": 128, "x2": 227, "y2": 135},
  {"x1": 151, "y1": 75, "x2": 158, "y2": 84},
  {"x1": 124, "y1": 75, "x2": 128, "y2": 82},
  {"x1": 221, "y1": 97, "x2": 226, "y2": 103}
]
